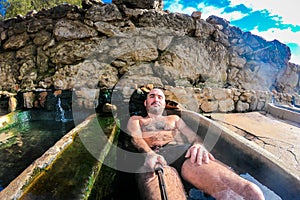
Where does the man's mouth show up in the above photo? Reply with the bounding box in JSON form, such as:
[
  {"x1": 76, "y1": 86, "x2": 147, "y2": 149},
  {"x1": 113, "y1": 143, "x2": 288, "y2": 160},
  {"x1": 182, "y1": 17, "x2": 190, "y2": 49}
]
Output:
[{"x1": 151, "y1": 102, "x2": 160, "y2": 106}]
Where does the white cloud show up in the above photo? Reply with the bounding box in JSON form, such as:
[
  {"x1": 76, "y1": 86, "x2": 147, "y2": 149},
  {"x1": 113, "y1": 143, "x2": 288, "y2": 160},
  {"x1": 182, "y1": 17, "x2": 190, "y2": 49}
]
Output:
[
  {"x1": 165, "y1": 0, "x2": 183, "y2": 13},
  {"x1": 229, "y1": 0, "x2": 300, "y2": 25},
  {"x1": 197, "y1": 4, "x2": 225, "y2": 19},
  {"x1": 290, "y1": 46, "x2": 300, "y2": 64},
  {"x1": 291, "y1": 51, "x2": 300, "y2": 64},
  {"x1": 195, "y1": 2, "x2": 247, "y2": 22},
  {"x1": 166, "y1": 2, "x2": 246, "y2": 22},
  {"x1": 224, "y1": 11, "x2": 248, "y2": 22},
  {"x1": 251, "y1": 27, "x2": 300, "y2": 44},
  {"x1": 165, "y1": 0, "x2": 196, "y2": 15},
  {"x1": 181, "y1": 7, "x2": 197, "y2": 15}
]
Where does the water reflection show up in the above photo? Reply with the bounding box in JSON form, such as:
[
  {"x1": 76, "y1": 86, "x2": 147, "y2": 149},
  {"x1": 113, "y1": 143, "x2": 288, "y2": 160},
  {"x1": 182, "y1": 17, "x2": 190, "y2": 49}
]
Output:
[{"x1": 0, "y1": 120, "x2": 74, "y2": 190}]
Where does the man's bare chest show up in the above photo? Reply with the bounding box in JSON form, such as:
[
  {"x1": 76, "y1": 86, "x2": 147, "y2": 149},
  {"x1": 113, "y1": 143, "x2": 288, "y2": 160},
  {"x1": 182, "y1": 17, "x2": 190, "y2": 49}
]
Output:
[{"x1": 140, "y1": 118, "x2": 176, "y2": 132}]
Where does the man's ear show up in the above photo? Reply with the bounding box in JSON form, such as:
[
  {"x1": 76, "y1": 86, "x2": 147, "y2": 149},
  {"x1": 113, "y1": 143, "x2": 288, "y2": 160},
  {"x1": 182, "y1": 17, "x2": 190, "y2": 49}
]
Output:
[{"x1": 144, "y1": 100, "x2": 147, "y2": 107}]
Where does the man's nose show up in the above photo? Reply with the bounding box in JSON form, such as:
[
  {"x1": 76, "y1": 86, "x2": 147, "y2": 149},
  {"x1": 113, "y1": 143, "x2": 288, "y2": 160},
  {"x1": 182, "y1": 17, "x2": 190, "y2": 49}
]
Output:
[{"x1": 153, "y1": 96, "x2": 160, "y2": 101}]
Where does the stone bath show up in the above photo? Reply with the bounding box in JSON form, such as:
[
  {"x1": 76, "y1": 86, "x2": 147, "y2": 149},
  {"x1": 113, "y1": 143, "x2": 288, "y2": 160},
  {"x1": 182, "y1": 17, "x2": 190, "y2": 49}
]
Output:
[{"x1": 0, "y1": 108, "x2": 299, "y2": 199}]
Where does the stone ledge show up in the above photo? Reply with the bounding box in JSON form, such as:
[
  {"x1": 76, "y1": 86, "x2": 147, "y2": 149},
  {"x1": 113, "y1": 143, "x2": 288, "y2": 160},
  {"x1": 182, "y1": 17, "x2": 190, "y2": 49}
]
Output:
[{"x1": 266, "y1": 103, "x2": 300, "y2": 124}]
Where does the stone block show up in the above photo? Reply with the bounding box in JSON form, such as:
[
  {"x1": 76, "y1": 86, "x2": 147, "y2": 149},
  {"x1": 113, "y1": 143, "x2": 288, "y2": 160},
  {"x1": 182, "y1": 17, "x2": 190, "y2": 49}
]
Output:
[
  {"x1": 201, "y1": 100, "x2": 218, "y2": 113},
  {"x1": 218, "y1": 98, "x2": 234, "y2": 112},
  {"x1": 236, "y1": 100, "x2": 249, "y2": 112}
]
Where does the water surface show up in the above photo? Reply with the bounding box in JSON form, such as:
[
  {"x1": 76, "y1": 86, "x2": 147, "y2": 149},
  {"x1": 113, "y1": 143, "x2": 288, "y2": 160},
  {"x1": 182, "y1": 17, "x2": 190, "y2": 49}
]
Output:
[{"x1": 0, "y1": 120, "x2": 74, "y2": 189}]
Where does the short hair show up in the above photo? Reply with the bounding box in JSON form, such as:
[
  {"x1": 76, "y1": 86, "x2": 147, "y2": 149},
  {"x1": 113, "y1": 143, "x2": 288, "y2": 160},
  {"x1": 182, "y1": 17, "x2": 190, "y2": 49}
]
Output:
[{"x1": 129, "y1": 85, "x2": 165, "y2": 116}]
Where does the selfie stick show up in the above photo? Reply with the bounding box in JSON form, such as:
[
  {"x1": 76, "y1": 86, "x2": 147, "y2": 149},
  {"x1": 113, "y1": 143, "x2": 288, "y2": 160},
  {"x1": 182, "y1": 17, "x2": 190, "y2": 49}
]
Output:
[{"x1": 155, "y1": 163, "x2": 168, "y2": 200}]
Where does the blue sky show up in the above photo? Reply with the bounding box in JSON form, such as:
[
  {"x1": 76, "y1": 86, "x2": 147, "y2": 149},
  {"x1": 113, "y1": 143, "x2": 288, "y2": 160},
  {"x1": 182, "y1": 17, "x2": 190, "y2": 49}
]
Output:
[{"x1": 104, "y1": 0, "x2": 300, "y2": 64}]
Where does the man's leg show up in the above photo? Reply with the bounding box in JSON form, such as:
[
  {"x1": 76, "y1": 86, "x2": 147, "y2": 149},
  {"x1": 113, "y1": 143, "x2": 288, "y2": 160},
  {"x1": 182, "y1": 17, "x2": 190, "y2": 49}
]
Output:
[
  {"x1": 137, "y1": 165, "x2": 187, "y2": 200},
  {"x1": 181, "y1": 159, "x2": 265, "y2": 200}
]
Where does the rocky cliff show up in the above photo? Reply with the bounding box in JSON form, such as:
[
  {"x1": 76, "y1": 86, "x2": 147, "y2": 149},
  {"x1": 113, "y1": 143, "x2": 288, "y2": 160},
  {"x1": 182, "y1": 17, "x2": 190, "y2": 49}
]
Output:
[{"x1": 0, "y1": 0, "x2": 299, "y2": 113}]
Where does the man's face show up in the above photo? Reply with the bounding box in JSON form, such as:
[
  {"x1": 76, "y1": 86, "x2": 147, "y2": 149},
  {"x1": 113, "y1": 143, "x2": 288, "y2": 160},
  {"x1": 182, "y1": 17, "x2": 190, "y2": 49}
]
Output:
[{"x1": 144, "y1": 89, "x2": 166, "y2": 115}]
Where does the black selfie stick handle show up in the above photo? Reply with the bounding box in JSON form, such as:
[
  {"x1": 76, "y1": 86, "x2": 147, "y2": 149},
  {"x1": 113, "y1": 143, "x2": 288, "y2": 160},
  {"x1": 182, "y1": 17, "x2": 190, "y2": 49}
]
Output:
[{"x1": 155, "y1": 163, "x2": 168, "y2": 200}]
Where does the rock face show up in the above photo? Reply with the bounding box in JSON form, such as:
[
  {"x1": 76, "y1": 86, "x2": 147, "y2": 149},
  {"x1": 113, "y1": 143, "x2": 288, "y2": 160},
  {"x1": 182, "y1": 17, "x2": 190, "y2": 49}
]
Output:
[{"x1": 0, "y1": 1, "x2": 299, "y2": 112}]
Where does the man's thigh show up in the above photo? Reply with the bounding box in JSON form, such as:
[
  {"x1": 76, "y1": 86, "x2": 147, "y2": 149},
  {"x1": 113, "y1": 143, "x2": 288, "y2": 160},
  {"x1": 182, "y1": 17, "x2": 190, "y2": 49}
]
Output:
[{"x1": 181, "y1": 159, "x2": 245, "y2": 195}]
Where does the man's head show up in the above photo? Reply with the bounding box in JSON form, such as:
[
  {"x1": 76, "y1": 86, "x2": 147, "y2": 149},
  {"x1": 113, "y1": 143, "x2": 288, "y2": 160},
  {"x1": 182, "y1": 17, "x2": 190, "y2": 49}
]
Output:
[{"x1": 144, "y1": 88, "x2": 166, "y2": 115}]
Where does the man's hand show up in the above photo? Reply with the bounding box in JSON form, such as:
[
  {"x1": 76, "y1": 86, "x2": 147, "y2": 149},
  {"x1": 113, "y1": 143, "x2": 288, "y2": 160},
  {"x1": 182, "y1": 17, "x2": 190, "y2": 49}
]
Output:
[
  {"x1": 144, "y1": 152, "x2": 167, "y2": 170},
  {"x1": 185, "y1": 143, "x2": 215, "y2": 165}
]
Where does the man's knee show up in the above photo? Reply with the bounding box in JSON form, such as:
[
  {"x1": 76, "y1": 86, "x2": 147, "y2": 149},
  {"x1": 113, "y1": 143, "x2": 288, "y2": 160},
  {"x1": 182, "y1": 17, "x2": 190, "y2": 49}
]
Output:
[
  {"x1": 180, "y1": 161, "x2": 190, "y2": 179},
  {"x1": 242, "y1": 182, "x2": 265, "y2": 200},
  {"x1": 212, "y1": 182, "x2": 265, "y2": 200},
  {"x1": 181, "y1": 160, "x2": 265, "y2": 200}
]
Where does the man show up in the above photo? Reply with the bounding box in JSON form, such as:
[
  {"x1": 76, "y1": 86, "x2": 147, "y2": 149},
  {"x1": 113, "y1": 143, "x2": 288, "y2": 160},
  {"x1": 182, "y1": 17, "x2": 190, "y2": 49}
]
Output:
[{"x1": 127, "y1": 88, "x2": 265, "y2": 199}]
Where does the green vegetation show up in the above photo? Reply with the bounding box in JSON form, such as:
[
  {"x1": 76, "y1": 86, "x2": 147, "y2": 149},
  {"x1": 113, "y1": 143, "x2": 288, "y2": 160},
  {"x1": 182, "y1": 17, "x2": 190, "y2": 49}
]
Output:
[{"x1": 4, "y1": 0, "x2": 82, "y2": 19}]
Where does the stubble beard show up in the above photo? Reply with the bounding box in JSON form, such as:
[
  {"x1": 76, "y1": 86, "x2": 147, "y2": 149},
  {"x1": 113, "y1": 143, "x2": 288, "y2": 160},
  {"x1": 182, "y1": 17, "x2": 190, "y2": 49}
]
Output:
[{"x1": 148, "y1": 106, "x2": 164, "y2": 115}]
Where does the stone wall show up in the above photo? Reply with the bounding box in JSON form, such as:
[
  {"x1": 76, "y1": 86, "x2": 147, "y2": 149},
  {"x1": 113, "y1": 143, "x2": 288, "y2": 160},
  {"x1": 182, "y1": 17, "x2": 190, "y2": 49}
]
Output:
[
  {"x1": 0, "y1": 85, "x2": 292, "y2": 115},
  {"x1": 0, "y1": 0, "x2": 299, "y2": 113},
  {"x1": 10, "y1": 86, "x2": 291, "y2": 115},
  {"x1": 178, "y1": 87, "x2": 295, "y2": 113},
  {"x1": 117, "y1": 85, "x2": 294, "y2": 113}
]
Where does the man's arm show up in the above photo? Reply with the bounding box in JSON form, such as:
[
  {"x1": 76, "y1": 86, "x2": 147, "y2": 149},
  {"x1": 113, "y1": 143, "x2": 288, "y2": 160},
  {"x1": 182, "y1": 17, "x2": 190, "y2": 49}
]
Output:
[
  {"x1": 127, "y1": 117, "x2": 167, "y2": 170},
  {"x1": 127, "y1": 116, "x2": 153, "y2": 153},
  {"x1": 175, "y1": 116, "x2": 215, "y2": 165}
]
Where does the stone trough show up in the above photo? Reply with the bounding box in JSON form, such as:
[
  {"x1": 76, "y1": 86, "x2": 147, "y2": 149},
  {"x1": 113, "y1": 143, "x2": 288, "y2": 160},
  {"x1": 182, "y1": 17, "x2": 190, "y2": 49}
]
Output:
[
  {"x1": 179, "y1": 109, "x2": 300, "y2": 199},
  {"x1": 0, "y1": 112, "x2": 118, "y2": 200},
  {"x1": 267, "y1": 103, "x2": 300, "y2": 124},
  {"x1": 0, "y1": 110, "x2": 75, "y2": 189},
  {"x1": 0, "y1": 109, "x2": 299, "y2": 199}
]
